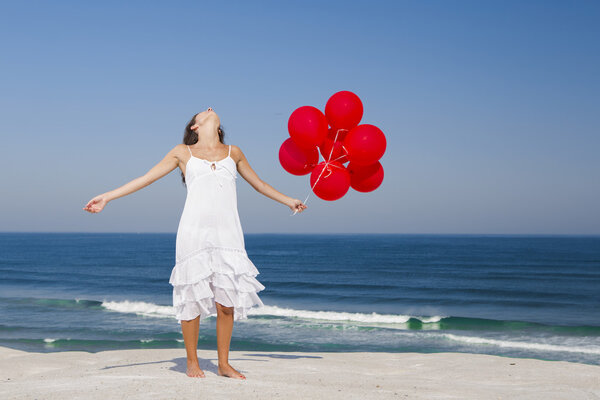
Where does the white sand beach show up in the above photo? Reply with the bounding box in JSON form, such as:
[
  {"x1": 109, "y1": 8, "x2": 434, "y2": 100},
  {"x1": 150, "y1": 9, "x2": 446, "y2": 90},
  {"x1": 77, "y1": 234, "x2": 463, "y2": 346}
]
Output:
[{"x1": 0, "y1": 345, "x2": 598, "y2": 399}]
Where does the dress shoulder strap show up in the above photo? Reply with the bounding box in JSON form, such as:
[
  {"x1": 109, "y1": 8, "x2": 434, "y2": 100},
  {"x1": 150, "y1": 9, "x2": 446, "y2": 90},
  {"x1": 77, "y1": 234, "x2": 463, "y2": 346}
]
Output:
[
  {"x1": 186, "y1": 145, "x2": 193, "y2": 156},
  {"x1": 228, "y1": 145, "x2": 231, "y2": 156}
]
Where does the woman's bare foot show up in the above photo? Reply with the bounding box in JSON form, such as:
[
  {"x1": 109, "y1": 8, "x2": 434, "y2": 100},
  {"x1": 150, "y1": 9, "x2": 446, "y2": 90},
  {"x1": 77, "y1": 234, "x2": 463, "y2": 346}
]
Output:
[
  {"x1": 218, "y1": 363, "x2": 246, "y2": 379},
  {"x1": 186, "y1": 360, "x2": 205, "y2": 378}
]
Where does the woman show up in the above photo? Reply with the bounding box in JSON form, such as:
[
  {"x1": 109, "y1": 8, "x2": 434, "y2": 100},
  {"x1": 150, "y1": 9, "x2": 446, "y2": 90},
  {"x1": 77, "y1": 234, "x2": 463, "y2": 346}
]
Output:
[{"x1": 83, "y1": 107, "x2": 307, "y2": 379}]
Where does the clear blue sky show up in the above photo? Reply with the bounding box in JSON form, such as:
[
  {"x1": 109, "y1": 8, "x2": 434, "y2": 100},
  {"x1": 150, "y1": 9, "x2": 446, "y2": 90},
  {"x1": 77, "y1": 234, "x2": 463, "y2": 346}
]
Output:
[{"x1": 0, "y1": 0, "x2": 598, "y2": 234}]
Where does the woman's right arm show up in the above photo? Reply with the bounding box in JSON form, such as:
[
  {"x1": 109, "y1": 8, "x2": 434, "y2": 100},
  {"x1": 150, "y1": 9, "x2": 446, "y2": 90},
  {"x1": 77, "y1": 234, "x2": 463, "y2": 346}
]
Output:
[{"x1": 83, "y1": 144, "x2": 183, "y2": 213}]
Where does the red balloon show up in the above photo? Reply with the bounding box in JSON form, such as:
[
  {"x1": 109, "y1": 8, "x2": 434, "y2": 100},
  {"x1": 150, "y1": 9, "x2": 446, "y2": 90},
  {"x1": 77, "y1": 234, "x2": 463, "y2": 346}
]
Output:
[
  {"x1": 348, "y1": 161, "x2": 384, "y2": 192},
  {"x1": 325, "y1": 91, "x2": 363, "y2": 131},
  {"x1": 327, "y1": 126, "x2": 348, "y2": 142},
  {"x1": 309, "y1": 161, "x2": 350, "y2": 201},
  {"x1": 279, "y1": 138, "x2": 319, "y2": 175},
  {"x1": 319, "y1": 135, "x2": 348, "y2": 163},
  {"x1": 288, "y1": 106, "x2": 328, "y2": 150},
  {"x1": 343, "y1": 124, "x2": 387, "y2": 166}
]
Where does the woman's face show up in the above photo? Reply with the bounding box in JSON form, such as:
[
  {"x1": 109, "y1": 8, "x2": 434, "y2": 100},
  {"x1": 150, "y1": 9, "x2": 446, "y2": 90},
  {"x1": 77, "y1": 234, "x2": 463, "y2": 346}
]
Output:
[{"x1": 194, "y1": 106, "x2": 220, "y2": 127}]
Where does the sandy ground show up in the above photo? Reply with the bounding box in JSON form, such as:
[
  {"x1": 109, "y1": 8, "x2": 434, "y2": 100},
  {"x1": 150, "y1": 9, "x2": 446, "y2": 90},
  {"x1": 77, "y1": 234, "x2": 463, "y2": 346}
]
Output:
[{"x1": 0, "y1": 345, "x2": 598, "y2": 399}]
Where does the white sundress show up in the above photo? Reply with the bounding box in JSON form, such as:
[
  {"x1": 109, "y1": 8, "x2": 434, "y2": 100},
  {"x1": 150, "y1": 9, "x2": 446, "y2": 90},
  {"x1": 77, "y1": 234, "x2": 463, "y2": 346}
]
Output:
[{"x1": 169, "y1": 144, "x2": 265, "y2": 323}]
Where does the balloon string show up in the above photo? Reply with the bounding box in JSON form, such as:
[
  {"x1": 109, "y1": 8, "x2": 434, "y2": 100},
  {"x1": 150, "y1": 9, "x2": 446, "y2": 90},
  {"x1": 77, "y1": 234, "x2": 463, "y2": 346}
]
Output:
[
  {"x1": 291, "y1": 128, "x2": 347, "y2": 216},
  {"x1": 306, "y1": 154, "x2": 346, "y2": 166}
]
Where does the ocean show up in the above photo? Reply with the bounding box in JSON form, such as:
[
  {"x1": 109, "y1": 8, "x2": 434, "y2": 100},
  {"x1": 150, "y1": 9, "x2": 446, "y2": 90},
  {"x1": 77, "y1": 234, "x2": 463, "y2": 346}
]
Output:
[{"x1": 0, "y1": 233, "x2": 598, "y2": 366}]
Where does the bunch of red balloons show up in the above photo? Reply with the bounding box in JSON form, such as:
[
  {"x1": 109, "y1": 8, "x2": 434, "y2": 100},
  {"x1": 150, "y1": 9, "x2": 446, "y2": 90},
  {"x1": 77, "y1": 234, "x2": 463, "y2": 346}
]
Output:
[{"x1": 278, "y1": 90, "x2": 386, "y2": 201}]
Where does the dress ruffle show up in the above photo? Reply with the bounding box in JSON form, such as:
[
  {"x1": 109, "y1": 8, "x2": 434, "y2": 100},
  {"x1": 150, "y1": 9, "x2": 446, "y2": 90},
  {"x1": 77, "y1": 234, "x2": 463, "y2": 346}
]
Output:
[{"x1": 169, "y1": 246, "x2": 265, "y2": 323}]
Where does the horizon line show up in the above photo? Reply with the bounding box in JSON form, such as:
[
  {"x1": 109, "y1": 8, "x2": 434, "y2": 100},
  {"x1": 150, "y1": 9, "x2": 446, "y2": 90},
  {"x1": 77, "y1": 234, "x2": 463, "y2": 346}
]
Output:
[{"x1": 1, "y1": 231, "x2": 599, "y2": 237}]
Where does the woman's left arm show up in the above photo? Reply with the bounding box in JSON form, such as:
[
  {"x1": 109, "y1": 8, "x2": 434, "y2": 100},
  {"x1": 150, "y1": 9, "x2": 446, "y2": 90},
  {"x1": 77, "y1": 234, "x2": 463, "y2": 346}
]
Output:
[{"x1": 233, "y1": 145, "x2": 307, "y2": 214}]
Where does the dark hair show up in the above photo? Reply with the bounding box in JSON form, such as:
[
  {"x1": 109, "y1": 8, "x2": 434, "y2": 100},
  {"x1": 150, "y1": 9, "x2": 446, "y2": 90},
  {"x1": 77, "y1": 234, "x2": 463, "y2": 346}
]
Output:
[{"x1": 181, "y1": 113, "x2": 226, "y2": 185}]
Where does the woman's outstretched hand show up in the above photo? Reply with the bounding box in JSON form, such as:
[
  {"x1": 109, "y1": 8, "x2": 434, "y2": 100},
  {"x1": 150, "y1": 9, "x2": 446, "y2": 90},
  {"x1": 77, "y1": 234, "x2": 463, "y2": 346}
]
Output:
[
  {"x1": 83, "y1": 194, "x2": 109, "y2": 214},
  {"x1": 288, "y1": 198, "x2": 307, "y2": 214}
]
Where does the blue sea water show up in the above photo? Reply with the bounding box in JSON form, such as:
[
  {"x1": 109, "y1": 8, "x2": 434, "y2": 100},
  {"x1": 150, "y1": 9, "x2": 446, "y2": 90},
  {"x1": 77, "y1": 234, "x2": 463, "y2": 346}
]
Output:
[{"x1": 0, "y1": 233, "x2": 598, "y2": 366}]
